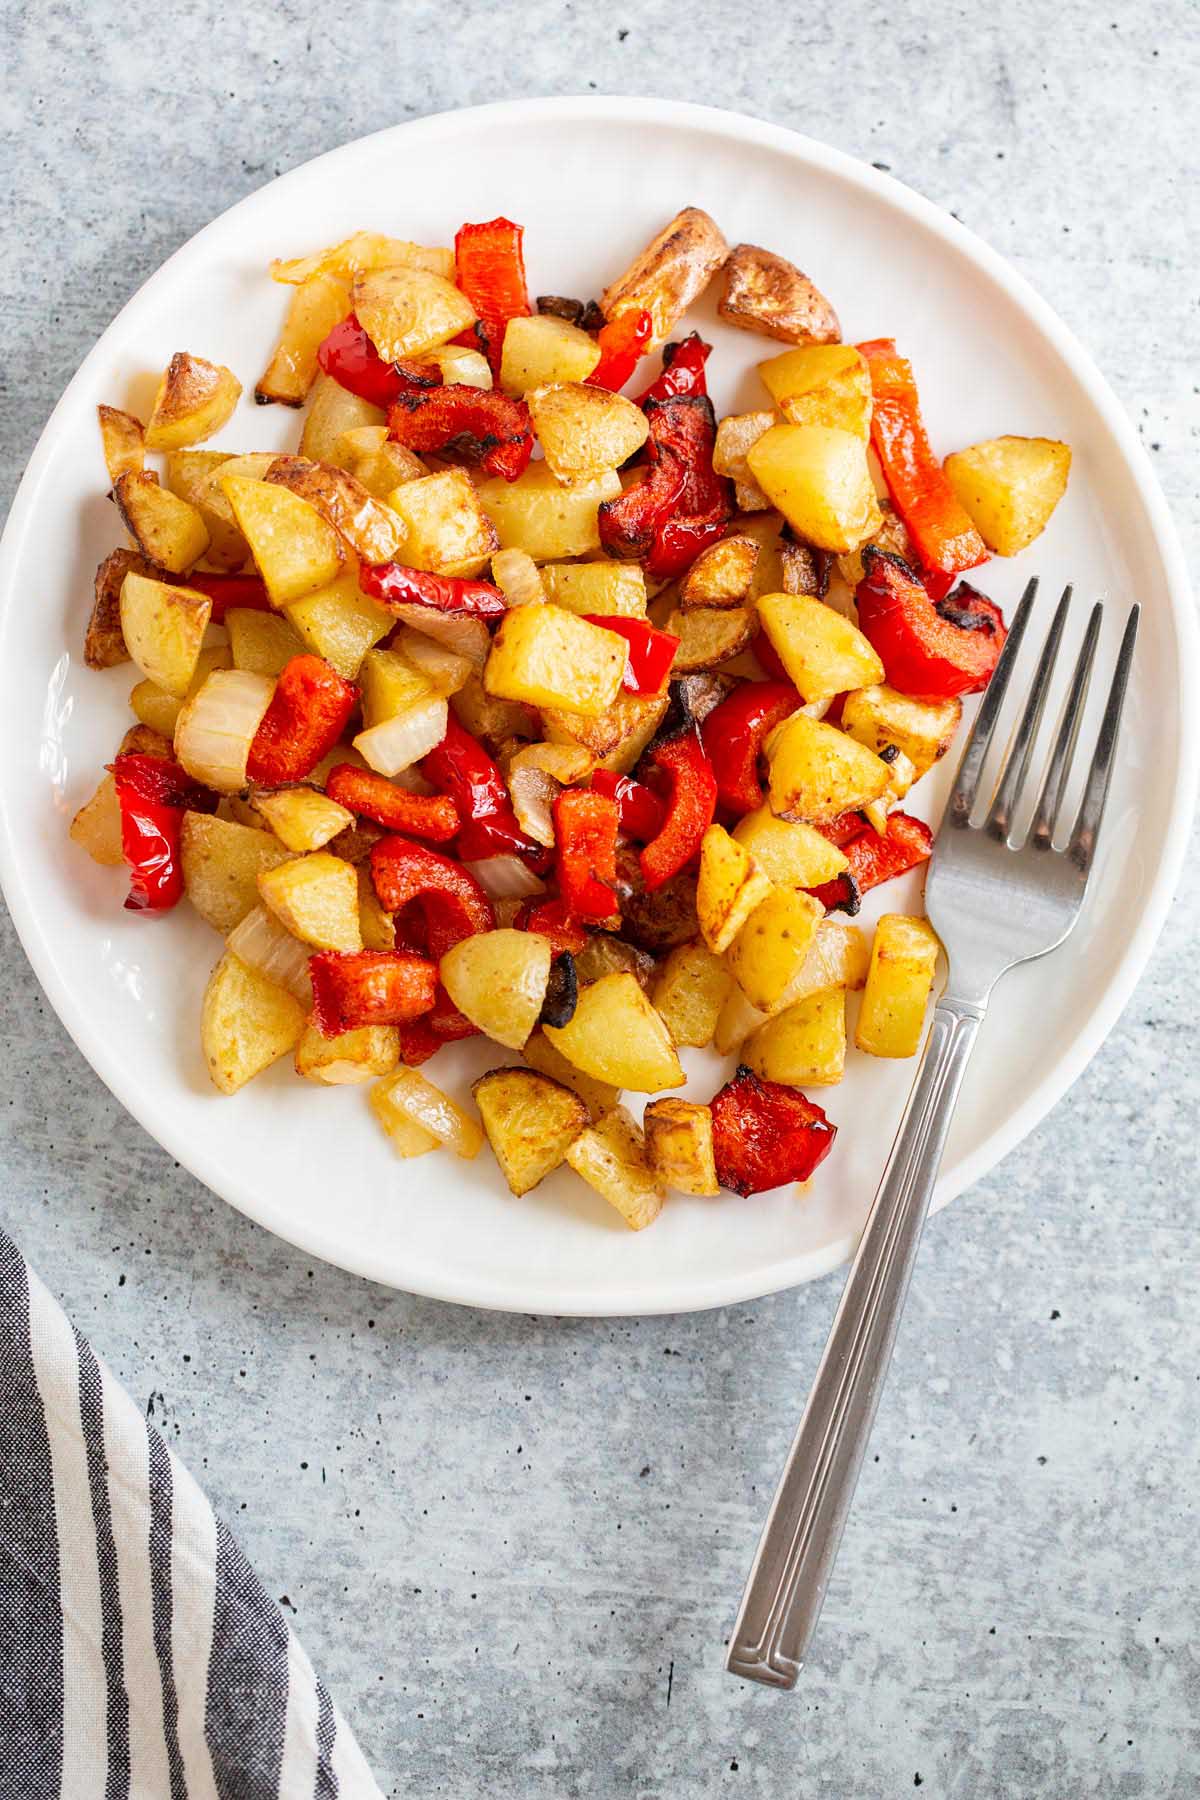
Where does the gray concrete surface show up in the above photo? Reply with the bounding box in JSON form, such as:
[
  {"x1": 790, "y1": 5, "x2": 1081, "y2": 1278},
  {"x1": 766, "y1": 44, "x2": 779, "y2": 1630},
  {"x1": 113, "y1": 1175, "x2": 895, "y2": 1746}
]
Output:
[{"x1": 2, "y1": 2, "x2": 1197, "y2": 1793}]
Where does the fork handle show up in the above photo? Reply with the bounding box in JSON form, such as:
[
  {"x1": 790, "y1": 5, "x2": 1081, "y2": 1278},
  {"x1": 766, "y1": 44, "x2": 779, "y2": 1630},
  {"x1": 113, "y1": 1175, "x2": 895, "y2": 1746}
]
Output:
[{"x1": 726, "y1": 996, "x2": 985, "y2": 1688}]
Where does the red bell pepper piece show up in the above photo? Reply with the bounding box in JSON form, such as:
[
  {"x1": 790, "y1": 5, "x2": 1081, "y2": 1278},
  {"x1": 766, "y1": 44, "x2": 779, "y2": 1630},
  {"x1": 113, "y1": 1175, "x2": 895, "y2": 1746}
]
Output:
[
  {"x1": 369, "y1": 835, "x2": 495, "y2": 959},
  {"x1": 387, "y1": 386, "x2": 533, "y2": 482},
  {"x1": 358, "y1": 562, "x2": 507, "y2": 623},
  {"x1": 581, "y1": 615, "x2": 680, "y2": 696},
  {"x1": 700, "y1": 680, "x2": 801, "y2": 816},
  {"x1": 552, "y1": 790, "x2": 620, "y2": 924},
  {"x1": 710, "y1": 1067, "x2": 837, "y2": 1196},
  {"x1": 807, "y1": 812, "x2": 934, "y2": 914},
  {"x1": 597, "y1": 448, "x2": 685, "y2": 561},
  {"x1": 420, "y1": 713, "x2": 540, "y2": 863},
  {"x1": 309, "y1": 949, "x2": 438, "y2": 1037},
  {"x1": 513, "y1": 897, "x2": 591, "y2": 956},
  {"x1": 644, "y1": 507, "x2": 732, "y2": 582},
  {"x1": 856, "y1": 339, "x2": 988, "y2": 578},
  {"x1": 590, "y1": 770, "x2": 666, "y2": 842},
  {"x1": 246, "y1": 654, "x2": 357, "y2": 786},
  {"x1": 856, "y1": 550, "x2": 1007, "y2": 701},
  {"x1": 752, "y1": 630, "x2": 791, "y2": 683},
  {"x1": 452, "y1": 218, "x2": 531, "y2": 378},
  {"x1": 815, "y1": 810, "x2": 867, "y2": 848},
  {"x1": 178, "y1": 572, "x2": 271, "y2": 622},
  {"x1": 642, "y1": 395, "x2": 733, "y2": 579},
  {"x1": 634, "y1": 333, "x2": 711, "y2": 405},
  {"x1": 316, "y1": 314, "x2": 440, "y2": 409},
  {"x1": 324, "y1": 765, "x2": 460, "y2": 843},
  {"x1": 638, "y1": 728, "x2": 718, "y2": 892},
  {"x1": 108, "y1": 754, "x2": 217, "y2": 913},
  {"x1": 587, "y1": 308, "x2": 653, "y2": 390}
]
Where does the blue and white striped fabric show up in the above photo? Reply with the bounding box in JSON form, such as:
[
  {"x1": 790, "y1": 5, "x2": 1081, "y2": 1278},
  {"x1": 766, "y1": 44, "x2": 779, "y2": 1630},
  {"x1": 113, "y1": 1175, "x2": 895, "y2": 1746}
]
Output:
[{"x1": 0, "y1": 1227, "x2": 383, "y2": 1799}]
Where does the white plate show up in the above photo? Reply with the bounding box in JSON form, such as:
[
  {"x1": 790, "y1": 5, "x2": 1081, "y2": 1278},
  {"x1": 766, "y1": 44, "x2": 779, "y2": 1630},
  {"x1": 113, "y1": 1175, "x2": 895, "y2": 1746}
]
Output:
[{"x1": 0, "y1": 98, "x2": 1193, "y2": 1316}]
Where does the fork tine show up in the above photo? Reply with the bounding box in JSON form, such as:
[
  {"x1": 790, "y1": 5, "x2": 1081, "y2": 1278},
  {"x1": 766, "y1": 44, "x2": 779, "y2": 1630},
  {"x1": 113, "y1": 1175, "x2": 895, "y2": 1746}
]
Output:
[
  {"x1": 1067, "y1": 604, "x2": 1139, "y2": 874},
  {"x1": 1029, "y1": 603, "x2": 1102, "y2": 850},
  {"x1": 984, "y1": 587, "x2": 1072, "y2": 841},
  {"x1": 948, "y1": 576, "x2": 1039, "y2": 829}
]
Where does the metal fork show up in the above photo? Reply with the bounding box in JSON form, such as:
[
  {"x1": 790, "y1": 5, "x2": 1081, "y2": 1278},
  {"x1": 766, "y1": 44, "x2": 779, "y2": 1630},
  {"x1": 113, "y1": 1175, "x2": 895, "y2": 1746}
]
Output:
[{"x1": 726, "y1": 580, "x2": 1139, "y2": 1688}]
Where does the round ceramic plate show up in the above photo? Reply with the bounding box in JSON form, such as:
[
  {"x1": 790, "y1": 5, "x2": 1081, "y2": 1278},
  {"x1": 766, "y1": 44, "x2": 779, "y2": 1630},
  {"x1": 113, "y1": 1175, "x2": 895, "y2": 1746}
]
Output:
[{"x1": 0, "y1": 98, "x2": 1193, "y2": 1315}]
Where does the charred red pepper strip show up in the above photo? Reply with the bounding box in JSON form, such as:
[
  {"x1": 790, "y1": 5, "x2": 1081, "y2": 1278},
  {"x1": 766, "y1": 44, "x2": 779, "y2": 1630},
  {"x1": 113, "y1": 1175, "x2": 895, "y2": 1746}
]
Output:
[
  {"x1": 421, "y1": 713, "x2": 541, "y2": 863},
  {"x1": 856, "y1": 339, "x2": 988, "y2": 577},
  {"x1": 807, "y1": 812, "x2": 934, "y2": 915},
  {"x1": 710, "y1": 1067, "x2": 837, "y2": 1196},
  {"x1": 324, "y1": 764, "x2": 460, "y2": 843},
  {"x1": 634, "y1": 333, "x2": 711, "y2": 405},
  {"x1": 581, "y1": 615, "x2": 680, "y2": 695},
  {"x1": 397, "y1": 997, "x2": 481, "y2": 1066},
  {"x1": 246, "y1": 655, "x2": 357, "y2": 786},
  {"x1": 370, "y1": 836, "x2": 495, "y2": 959},
  {"x1": 643, "y1": 395, "x2": 732, "y2": 579},
  {"x1": 553, "y1": 790, "x2": 620, "y2": 924},
  {"x1": 180, "y1": 572, "x2": 271, "y2": 621},
  {"x1": 358, "y1": 561, "x2": 507, "y2": 622},
  {"x1": 856, "y1": 550, "x2": 1007, "y2": 701},
  {"x1": 638, "y1": 728, "x2": 718, "y2": 892},
  {"x1": 387, "y1": 386, "x2": 533, "y2": 482},
  {"x1": 597, "y1": 450, "x2": 685, "y2": 561},
  {"x1": 513, "y1": 898, "x2": 591, "y2": 956},
  {"x1": 316, "y1": 314, "x2": 440, "y2": 409},
  {"x1": 309, "y1": 949, "x2": 438, "y2": 1037},
  {"x1": 700, "y1": 680, "x2": 801, "y2": 816},
  {"x1": 815, "y1": 810, "x2": 867, "y2": 848},
  {"x1": 587, "y1": 308, "x2": 653, "y2": 390},
  {"x1": 452, "y1": 218, "x2": 531, "y2": 378},
  {"x1": 108, "y1": 754, "x2": 217, "y2": 913},
  {"x1": 590, "y1": 770, "x2": 666, "y2": 841}
]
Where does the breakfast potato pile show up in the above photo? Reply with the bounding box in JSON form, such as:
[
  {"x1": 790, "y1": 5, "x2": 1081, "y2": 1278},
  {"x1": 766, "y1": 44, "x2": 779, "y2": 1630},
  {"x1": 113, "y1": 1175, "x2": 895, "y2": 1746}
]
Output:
[{"x1": 71, "y1": 210, "x2": 1072, "y2": 1225}]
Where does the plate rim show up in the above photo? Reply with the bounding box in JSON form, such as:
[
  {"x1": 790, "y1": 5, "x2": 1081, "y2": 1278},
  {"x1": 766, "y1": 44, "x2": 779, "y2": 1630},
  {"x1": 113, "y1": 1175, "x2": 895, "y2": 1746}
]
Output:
[{"x1": 0, "y1": 94, "x2": 1195, "y2": 1315}]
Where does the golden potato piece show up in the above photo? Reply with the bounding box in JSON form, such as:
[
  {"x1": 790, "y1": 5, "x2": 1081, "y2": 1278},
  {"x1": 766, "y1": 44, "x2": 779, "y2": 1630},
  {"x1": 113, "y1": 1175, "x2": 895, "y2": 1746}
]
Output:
[
  {"x1": 477, "y1": 463, "x2": 621, "y2": 563},
  {"x1": 336, "y1": 424, "x2": 426, "y2": 498},
  {"x1": 776, "y1": 919, "x2": 870, "y2": 1014},
  {"x1": 747, "y1": 425, "x2": 882, "y2": 554},
  {"x1": 69, "y1": 774, "x2": 124, "y2": 867},
  {"x1": 440, "y1": 929, "x2": 552, "y2": 1050},
  {"x1": 719, "y1": 244, "x2": 840, "y2": 345},
  {"x1": 181, "y1": 812, "x2": 294, "y2": 932},
  {"x1": 499, "y1": 314, "x2": 601, "y2": 395},
  {"x1": 284, "y1": 571, "x2": 393, "y2": 679},
  {"x1": 643, "y1": 1098, "x2": 719, "y2": 1196},
  {"x1": 727, "y1": 886, "x2": 824, "y2": 1012},
  {"x1": 565, "y1": 1105, "x2": 665, "y2": 1230},
  {"x1": 257, "y1": 852, "x2": 362, "y2": 951},
  {"x1": 485, "y1": 605, "x2": 626, "y2": 717},
  {"x1": 166, "y1": 450, "x2": 249, "y2": 569},
  {"x1": 144, "y1": 353, "x2": 241, "y2": 451},
  {"x1": 528, "y1": 383, "x2": 649, "y2": 486},
  {"x1": 472, "y1": 1067, "x2": 589, "y2": 1195},
  {"x1": 113, "y1": 471, "x2": 210, "y2": 573},
  {"x1": 542, "y1": 690, "x2": 667, "y2": 774},
  {"x1": 299, "y1": 374, "x2": 386, "y2": 465},
  {"x1": 732, "y1": 809, "x2": 847, "y2": 889},
  {"x1": 696, "y1": 825, "x2": 772, "y2": 955},
  {"x1": 451, "y1": 673, "x2": 537, "y2": 748},
  {"x1": 680, "y1": 535, "x2": 760, "y2": 611},
  {"x1": 834, "y1": 500, "x2": 914, "y2": 588},
  {"x1": 130, "y1": 643, "x2": 232, "y2": 738},
  {"x1": 544, "y1": 972, "x2": 683, "y2": 1094},
  {"x1": 294, "y1": 1021, "x2": 399, "y2": 1085},
  {"x1": 758, "y1": 345, "x2": 872, "y2": 439},
  {"x1": 221, "y1": 475, "x2": 345, "y2": 606},
  {"x1": 256, "y1": 271, "x2": 351, "y2": 407},
  {"x1": 201, "y1": 952, "x2": 306, "y2": 1094},
  {"x1": 601, "y1": 207, "x2": 729, "y2": 350},
  {"x1": 713, "y1": 410, "x2": 775, "y2": 511},
  {"x1": 359, "y1": 647, "x2": 436, "y2": 727},
  {"x1": 767, "y1": 713, "x2": 891, "y2": 822},
  {"x1": 352, "y1": 265, "x2": 475, "y2": 362},
  {"x1": 539, "y1": 560, "x2": 647, "y2": 617},
  {"x1": 251, "y1": 786, "x2": 354, "y2": 852},
  {"x1": 651, "y1": 941, "x2": 733, "y2": 1048},
  {"x1": 839, "y1": 684, "x2": 962, "y2": 782},
  {"x1": 265, "y1": 454, "x2": 401, "y2": 562},
  {"x1": 713, "y1": 983, "x2": 767, "y2": 1056},
  {"x1": 371, "y1": 1068, "x2": 483, "y2": 1159},
  {"x1": 272, "y1": 233, "x2": 453, "y2": 285},
  {"x1": 386, "y1": 468, "x2": 498, "y2": 578},
  {"x1": 756, "y1": 592, "x2": 884, "y2": 703},
  {"x1": 665, "y1": 604, "x2": 756, "y2": 672},
  {"x1": 97, "y1": 405, "x2": 145, "y2": 483},
  {"x1": 522, "y1": 1029, "x2": 619, "y2": 1123},
  {"x1": 226, "y1": 606, "x2": 305, "y2": 678},
  {"x1": 855, "y1": 914, "x2": 940, "y2": 1058},
  {"x1": 744, "y1": 988, "x2": 847, "y2": 1086},
  {"x1": 943, "y1": 436, "x2": 1071, "y2": 556},
  {"x1": 119, "y1": 572, "x2": 211, "y2": 698},
  {"x1": 85, "y1": 548, "x2": 160, "y2": 670}
]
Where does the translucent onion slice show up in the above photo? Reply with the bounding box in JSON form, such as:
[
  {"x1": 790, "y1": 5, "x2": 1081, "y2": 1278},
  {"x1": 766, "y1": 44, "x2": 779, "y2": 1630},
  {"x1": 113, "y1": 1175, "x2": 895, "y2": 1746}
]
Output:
[
  {"x1": 491, "y1": 548, "x2": 545, "y2": 608},
  {"x1": 461, "y1": 855, "x2": 546, "y2": 901},
  {"x1": 503, "y1": 765, "x2": 557, "y2": 849},
  {"x1": 353, "y1": 696, "x2": 448, "y2": 776},
  {"x1": 379, "y1": 601, "x2": 490, "y2": 668},
  {"x1": 226, "y1": 905, "x2": 313, "y2": 1006},
  {"x1": 371, "y1": 1068, "x2": 482, "y2": 1158},
  {"x1": 174, "y1": 668, "x2": 274, "y2": 793},
  {"x1": 396, "y1": 627, "x2": 472, "y2": 696}
]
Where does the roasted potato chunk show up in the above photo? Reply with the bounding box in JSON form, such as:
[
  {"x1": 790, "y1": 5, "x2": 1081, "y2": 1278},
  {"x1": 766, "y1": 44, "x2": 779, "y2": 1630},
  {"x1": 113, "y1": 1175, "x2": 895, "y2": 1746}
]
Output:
[
  {"x1": 69, "y1": 774, "x2": 124, "y2": 867},
  {"x1": 758, "y1": 345, "x2": 872, "y2": 439},
  {"x1": 485, "y1": 605, "x2": 626, "y2": 717},
  {"x1": 943, "y1": 436, "x2": 1071, "y2": 556},
  {"x1": 834, "y1": 500, "x2": 914, "y2": 588},
  {"x1": 522, "y1": 1029, "x2": 619, "y2": 1122},
  {"x1": 472, "y1": 1067, "x2": 589, "y2": 1195},
  {"x1": 543, "y1": 690, "x2": 667, "y2": 773},
  {"x1": 731, "y1": 809, "x2": 848, "y2": 889},
  {"x1": 166, "y1": 450, "x2": 251, "y2": 569},
  {"x1": 855, "y1": 914, "x2": 940, "y2": 1058},
  {"x1": 500, "y1": 315, "x2": 601, "y2": 395},
  {"x1": 201, "y1": 952, "x2": 306, "y2": 1094},
  {"x1": 665, "y1": 604, "x2": 756, "y2": 671},
  {"x1": 352, "y1": 265, "x2": 476, "y2": 362},
  {"x1": 544, "y1": 972, "x2": 683, "y2": 1093},
  {"x1": 643, "y1": 1098, "x2": 719, "y2": 1196},
  {"x1": 601, "y1": 207, "x2": 729, "y2": 349},
  {"x1": 719, "y1": 243, "x2": 840, "y2": 344},
  {"x1": 130, "y1": 642, "x2": 232, "y2": 738},
  {"x1": 565, "y1": 1105, "x2": 665, "y2": 1230},
  {"x1": 743, "y1": 988, "x2": 847, "y2": 1086},
  {"x1": 221, "y1": 475, "x2": 345, "y2": 606},
  {"x1": 272, "y1": 233, "x2": 453, "y2": 285},
  {"x1": 256, "y1": 271, "x2": 351, "y2": 407},
  {"x1": 747, "y1": 425, "x2": 882, "y2": 554},
  {"x1": 144, "y1": 353, "x2": 241, "y2": 450},
  {"x1": 226, "y1": 606, "x2": 305, "y2": 677},
  {"x1": 451, "y1": 672, "x2": 537, "y2": 748},
  {"x1": 181, "y1": 813, "x2": 294, "y2": 932},
  {"x1": 257, "y1": 852, "x2": 362, "y2": 951},
  {"x1": 539, "y1": 560, "x2": 647, "y2": 617},
  {"x1": 265, "y1": 454, "x2": 401, "y2": 562},
  {"x1": 679, "y1": 535, "x2": 760, "y2": 611},
  {"x1": 440, "y1": 929, "x2": 552, "y2": 1049},
  {"x1": 336, "y1": 425, "x2": 426, "y2": 498},
  {"x1": 97, "y1": 405, "x2": 145, "y2": 483},
  {"x1": 651, "y1": 941, "x2": 733, "y2": 1047},
  {"x1": 386, "y1": 468, "x2": 498, "y2": 577},
  {"x1": 85, "y1": 548, "x2": 160, "y2": 669},
  {"x1": 299, "y1": 374, "x2": 386, "y2": 465},
  {"x1": 251, "y1": 786, "x2": 354, "y2": 852},
  {"x1": 713, "y1": 411, "x2": 775, "y2": 511},
  {"x1": 696, "y1": 825, "x2": 772, "y2": 955},
  {"x1": 756, "y1": 592, "x2": 884, "y2": 702},
  {"x1": 839, "y1": 684, "x2": 962, "y2": 781},
  {"x1": 294, "y1": 1021, "x2": 399, "y2": 1085},
  {"x1": 727, "y1": 886, "x2": 824, "y2": 1012},
  {"x1": 767, "y1": 713, "x2": 891, "y2": 822},
  {"x1": 119, "y1": 572, "x2": 211, "y2": 698},
  {"x1": 284, "y1": 571, "x2": 393, "y2": 679},
  {"x1": 477, "y1": 463, "x2": 621, "y2": 562},
  {"x1": 113, "y1": 472, "x2": 210, "y2": 573},
  {"x1": 528, "y1": 383, "x2": 648, "y2": 485}
]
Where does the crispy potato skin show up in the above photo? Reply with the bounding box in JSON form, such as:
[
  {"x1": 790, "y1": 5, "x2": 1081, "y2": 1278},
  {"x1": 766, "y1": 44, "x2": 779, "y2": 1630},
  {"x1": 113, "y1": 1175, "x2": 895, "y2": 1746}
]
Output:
[
  {"x1": 97, "y1": 406, "x2": 145, "y2": 483},
  {"x1": 145, "y1": 353, "x2": 242, "y2": 451},
  {"x1": 113, "y1": 471, "x2": 211, "y2": 573},
  {"x1": 265, "y1": 453, "x2": 401, "y2": 562},
  {"x1": 718, "y1": 244, "x2": 841, "y2": 345},
  {"x1": 600, "y1": 207, "x2": 729, "y2": 349},
  {"x1": 85, "y1": 548, "x2": 163, "y2": 669}
]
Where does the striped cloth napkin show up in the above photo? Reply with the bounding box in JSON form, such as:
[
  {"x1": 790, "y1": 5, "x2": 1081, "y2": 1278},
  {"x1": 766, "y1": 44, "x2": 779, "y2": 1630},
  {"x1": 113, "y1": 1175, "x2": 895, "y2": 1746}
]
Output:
[{"x1": 0, "y1": 1226, "x2": 383, "y2": 1799}]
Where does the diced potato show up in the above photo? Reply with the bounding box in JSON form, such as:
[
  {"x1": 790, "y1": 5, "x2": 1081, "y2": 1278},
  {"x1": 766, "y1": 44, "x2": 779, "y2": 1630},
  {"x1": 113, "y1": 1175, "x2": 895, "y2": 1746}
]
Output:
[
  {"x1": 113, "y1": 471, "x2": 210, "y2": 573},
  {"x1": 713, "y1": 410, "x2": 775, "y2": 507},
  {"x1": 665, "y1": 604, "x2": 755, "y2": 671},
  {"x1": 69, "y1": 774, "x2": 124, "y2": 866},
  {"x1": 167, "y1": 450, "x2": 253, "y2": 569},
  {"x1": 119, "y1": 573, "x2": 211, "y2": 698},
  {"x1": 779, "y1": 919, "x2": 870, "y2": 1008},
  {"x1": 767, "y1": 713, "x2": 890, "y2": 821},
  {"x1": 565, "y1": 1105, "x2": 665, "y2": 1230},
  {"x1": 359, "y1": 647, "x2": 434, "y2": 727},
  {"x1": 336, "y1": 424, "x2": 426, "y2": 498},
  {"x1": 257, "y1": 853, "x2": 361, "y2": 951},
  {"x1": 85, "y1": 547, "x2": 154, "y2": 668},
  {"x1": 713, "y1": 983, "x2": 767, "y2": 1055},
  {"x1": 543, "y1": 691, "x2": 667, "y2": 773},
  {"x1": 540, "y1": 560, "x2": 647, "y2": 617},
  {"x1": 180, "y1": 813, "x2": 294, "y2": 932},
  {"x1": 679, "y1": 536, "x2": 759, "y2": 612},
  {"x1": 299, "y1": 373, "x2": 387, "y2": 465},
  {"x1": 522, "y1": 1029, "x2": 619, "y2": 1122},
  {"x1": 485, "y1": 605, "x2": 625, "y2": 716},
  {"x1": 747, "y1": 424, "x2": 881, "y2": 554},
  {"x1": 144, "y1": 353, "x2": 242, "y2": 450},
  {"x1": 476, "y1": 464, "x2": 621, "y2": 562},
  {"x1": 727, "y1": 886, "x2": 824, "y2": 1011},
  {"x1": 855, "y1": 914, "x2": 940, "y2": 1058},
  {"x1": 643, "y1": 1098, "x2": 719, "y2": 1196},
  {"x1": 528, "y1": 383, "x2": 648, "y2": 485},
  {"x1": 756, "y1": 592, "x2": 884, "y2": 702},
  {"x1": 256, "y1": 271, "x2": 352, "y2": 407},
  {"x1": 943, "y1": 436, "x2": 1071, "y2": 556},
  {"x1": 743, "y1": 988, "x2": 847, "y2": 1086},
  {"x1": 251, "y1": 786, "x2": 354, "y2": 852},
  {"x1": 386, "y1": 468, "x2": 498, "y2": 577},
  {"x1": 758, "y1": 345, "x2": 872, "y2": 439},
  {"x1": 732, "y1": 809, "x2": 848, "y2": 889},
  {"x1": 284, "y1": 571, "x2": 393, "y2": 678},
  {"x1": 451, "y1": 673, "x2": 538, "y2": 747},
  {"x1": 472, "y1": 1067, "x2": 589, "y2": 1195},
  {"x1": 294, "y1": 1021, "x2": 399, "y2": 1085},
  {"x1": 440, "y1": 929, "x2": 552, "y2": 1050},
  {"x1": 97, "y1": 405, "x2": 145, "y2": 483},
  {"x1": 840, "y1": 684, "x2": 962, "y2": 781},
  {"x1": 651, "y1": 942, "x2": 733, "y2": 1048},
  {"x1": 226, "y1": 606, "x2": 305, "y2": 677},
  {"x1": 834, "y1": 500, "x2": 914, "y2": 588},
  {"x1": 499, "y1": 314, "x2": 602, "y2": 395},
  {"x1": 271, "y1": 233, "x2": 453, "y2": 285},
  {"x1": 544, "y1": 972, "x2": 683, "y2": 1093},
  {"x1": 201, "y1": 952, "x2": 306, "y2": 1094},
  {"x1": 225, "y1": 904, "x2": 314, "y2": 1005},
  {"x1": 371, "y1": 1068, "x2": 483, "y2": 1158},
  {"x1": 220, "y1": 475, "x2": 344, "y2": 606},
  {"x1": 265, "y1": 454, "x2": 401, "y2": 562},
  {"x1": 696, "y1": 825, "x2": 772, "y2": 955},
  {"x1": 130, "y1": 642, "x2": 232, "y2": 737},
  {"x1": 357, "y1": 864, "x2": 395, "y2": 949},
  {"x1": 600, "y1": 206, "x2": 729, "y2": 349},
  {"x1": 118, "y1": 722, "x2": 175, "y2": 760},
  {"x1": 719, "y1": 244, "x2": 840, "y2": 345},
  {"x1": 352, "y1": 265, "x2": 476, "y2": 362}
]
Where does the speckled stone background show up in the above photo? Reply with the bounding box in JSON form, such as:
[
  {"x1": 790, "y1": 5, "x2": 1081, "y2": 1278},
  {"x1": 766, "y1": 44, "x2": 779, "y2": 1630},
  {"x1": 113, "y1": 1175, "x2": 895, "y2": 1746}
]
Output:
[{"x1": 1, "y1": 3, "x2": 1197, "y2": 1794}]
